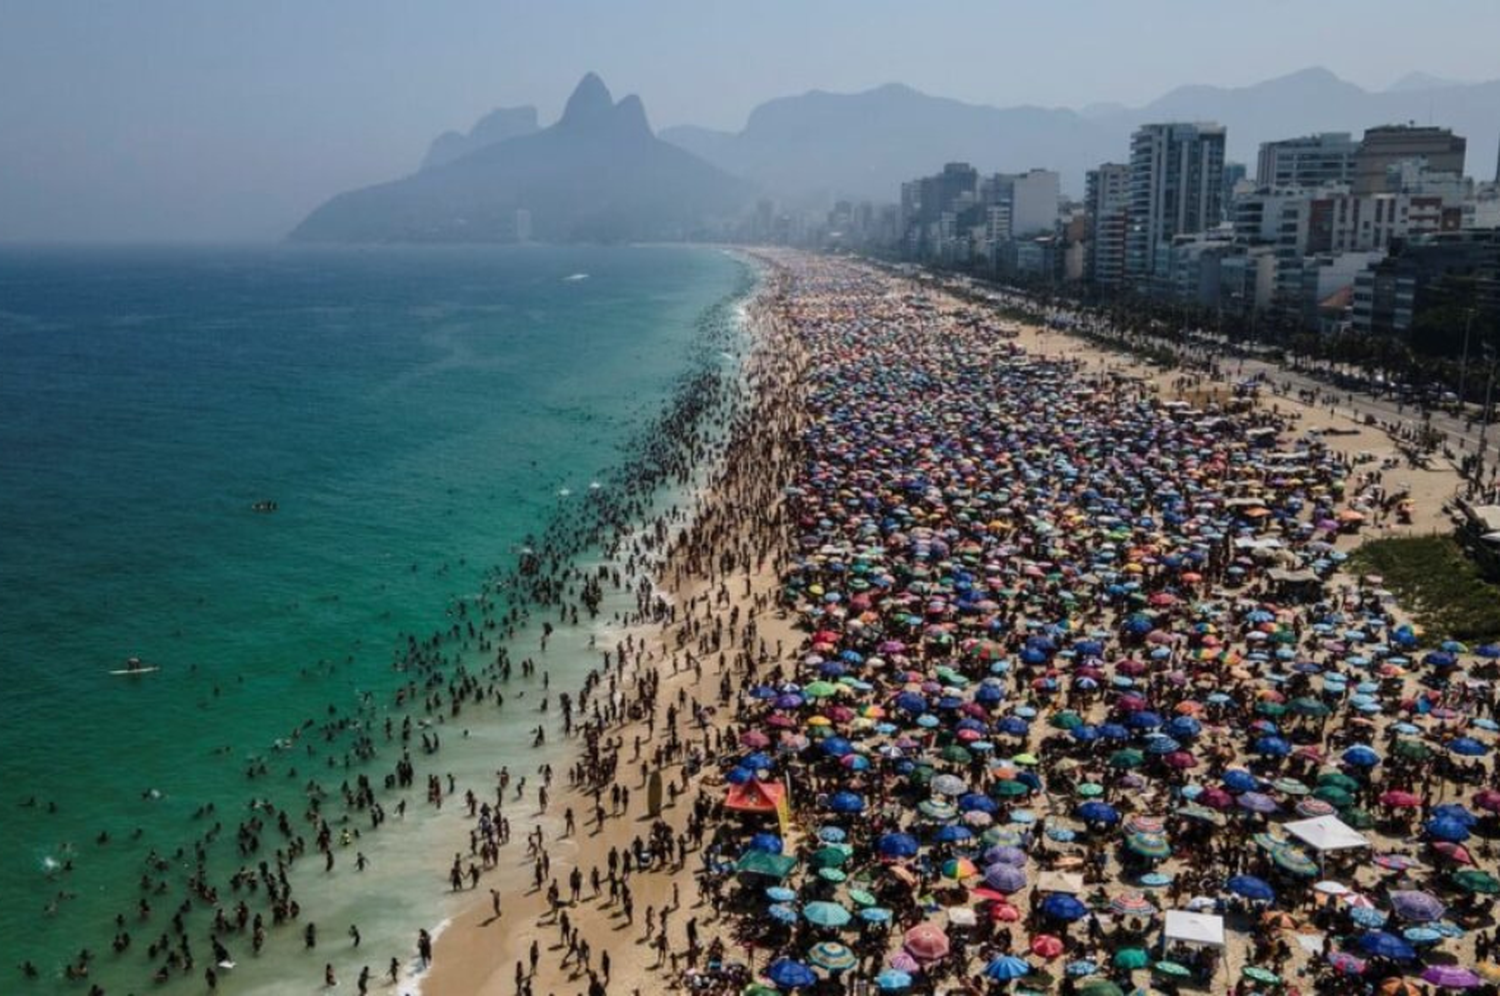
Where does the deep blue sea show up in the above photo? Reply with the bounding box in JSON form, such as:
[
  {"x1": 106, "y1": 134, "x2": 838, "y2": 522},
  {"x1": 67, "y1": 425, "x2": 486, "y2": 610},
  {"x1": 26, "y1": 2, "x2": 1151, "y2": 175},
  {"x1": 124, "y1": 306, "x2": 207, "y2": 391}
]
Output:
[{"x1": 0, "y1": 243, "x2": 751, "y2": 994}]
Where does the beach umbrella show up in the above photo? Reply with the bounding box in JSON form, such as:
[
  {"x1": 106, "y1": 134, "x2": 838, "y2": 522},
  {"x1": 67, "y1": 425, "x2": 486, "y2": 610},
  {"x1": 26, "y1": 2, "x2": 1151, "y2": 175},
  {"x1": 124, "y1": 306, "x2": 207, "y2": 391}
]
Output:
[
  {"x1": 983, "y1": 863, "x2": 1027, "y2": 893},
  {"x1": 1388, "y1": 890, "x2": 1446, "y2": 923},
  {"x1": 1040, "y1": 893, "x2": 1088, "y2": 922},
  {"x1": 1380, "y1": 790, "x2": 1421, "y2": 809},
  {"x1": 802, "y1": 901, "x2": 852, "y2": 928},
  {"x1": 807, "y1": 942, "x2": 857, "y2": 973},
  {"x1": 1426, "y1": 817, "x2": 1471, "y2": 842},
  {"x1": 1153, "y1": 961, "x2": 1192, "y2": 978},
  {"x1": 983, "y1": 845, "x2": 1028, "y2": 867},
  {"x1": 1476, "y1": 789, "x2": 1500, "y2": 813},
  {"x1": 1077, "y1": 801, "x2": 1120, "y2": 825},
  {"x1": 826, "y1": 791, "x2": 866, "y2": 814},
  {"x1": 1109, "y1": 892, "x2": 1157, "y2": 917},
  {"x1": 1270, "y1": 846, "x2": 1318, "y2": 877},
  {"x1": 765, "y1": 886, "x2": 798, "y2": 902},
  {"x1": 873, "y1": 970, "x2": 911, "y2": 990},
  {"x1": 1432, "y1": 841, "x2": 1474, "y2": 865},
  {"x1": 1421, "y1": 966, "x2": 1482, "y2": 990},
  {"x1": 1237, "y1": 791, "x2": 1278, "y2": 814},
  {"x1": 1223, "y1": 770, "x2": 1259, "y2": 793},
  {"x1": 1253, "y1": 736, "x2": 1291, "y2": 757},
  {"x1": 983, "y1": 955, "x2": 1032, "y2": 981},
  {"x1": 1076, "y1": 982, "x2": 1124, "y2": 996},
  {"x1": 766, "y1": 960, "x2": 818, "y2": 990},
  {"x1": 1125, "y1": 833, "x2": 1172, "y2": 859},
  {"x1": 877, "y1": 833, "x2": 919, "y2": 859},
  {"x1": 1227, "y1": 875, "x2": 1276, "y2": 901},
  {"x1": 737, "y1": 851, "x2": 798, "y2": 879},
  {"x1": 811, "y1": 845, "x2": 851, "y2": 868},
  {"x1": 932, "y1": 824, "x2": 974, "y2": 844},
  {"x1": 1326, "y1": 951, "x2": 1367, "y2": 975},
  {"x1": 1030, "y1": 934, "x2": 1065, "y2": 959},
  {"x1": 1113, "y1": 947, "x2": 1150, "y2": 970},
  {"x1": 1313, "y1": 786, "x2": 1353, "y2": 808},
  {"x1": 1243, "y1": 966, "x2": 1281, "y2": 985},
  {"x1": 1350, "y1": 907, "x2": 1390, "y2": 929},
  {"x1": 747, "y1": 833, "x2": 784, "y2": 854},
  {"x1": 1453, "y1": 869, "x2": 1500, "y2": 895},
  {"x1": 902, "y1": 923, "x2": 950, "y2": 961},
  {"x1": 860, "y1": 907, "x2": 893, "y2": 925},
  {"x1": 1355, "y1": 931, "x2": 1415, "y2": 961},
  {"x1": 941, "y1": 857, "x2": 978, "y2": 880},
  {"x1": 1108, "y1": 749, "x2": 1145, "y2": 769},
  {"x1": 1433, "y1": 803, "x2": 1478, "y2": 825},
  {"x1": 1342, "y1": 745, "x2": 1381, "y2": 768},
  {"x1": 767, "y1": 903, "x2": 798, "y2": 924},
  {"x1": 991, "y1": 779, "x2": 1030, "y2": 798}
]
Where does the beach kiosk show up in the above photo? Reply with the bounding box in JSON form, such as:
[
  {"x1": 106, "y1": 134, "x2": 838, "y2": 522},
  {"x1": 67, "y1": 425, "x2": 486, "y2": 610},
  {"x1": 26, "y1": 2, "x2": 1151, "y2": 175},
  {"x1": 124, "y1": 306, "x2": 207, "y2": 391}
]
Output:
[
  {"x1": 1163, "y1": 910, "x2": 1225, "y2": 986},
  {"x1": 1283, "y1": 814, "x2": 1370, "y2": 874}
]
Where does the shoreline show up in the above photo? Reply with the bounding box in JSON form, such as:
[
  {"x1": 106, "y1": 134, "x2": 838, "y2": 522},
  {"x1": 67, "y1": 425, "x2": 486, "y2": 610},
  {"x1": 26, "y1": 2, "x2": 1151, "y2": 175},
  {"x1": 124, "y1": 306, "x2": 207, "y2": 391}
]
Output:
[{"x1": 425, "y1": 249, "x2": 1494, "y2": 996}]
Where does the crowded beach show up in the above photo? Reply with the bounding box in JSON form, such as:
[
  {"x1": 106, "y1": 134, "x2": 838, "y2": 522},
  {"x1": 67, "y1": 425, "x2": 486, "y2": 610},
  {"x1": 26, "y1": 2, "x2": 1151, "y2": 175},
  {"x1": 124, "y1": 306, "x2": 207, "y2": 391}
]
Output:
[{"x1": 426, "y1": 250, "x2": 1500, "y2": 996}]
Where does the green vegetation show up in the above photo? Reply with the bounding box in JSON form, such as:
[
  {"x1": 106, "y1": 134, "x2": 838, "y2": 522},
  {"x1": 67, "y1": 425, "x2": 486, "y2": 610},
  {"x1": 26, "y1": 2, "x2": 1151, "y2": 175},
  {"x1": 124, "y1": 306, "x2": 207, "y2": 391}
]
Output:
[{"x1": 1349, "y1": 535, "x2": 1500, "y2": 642}]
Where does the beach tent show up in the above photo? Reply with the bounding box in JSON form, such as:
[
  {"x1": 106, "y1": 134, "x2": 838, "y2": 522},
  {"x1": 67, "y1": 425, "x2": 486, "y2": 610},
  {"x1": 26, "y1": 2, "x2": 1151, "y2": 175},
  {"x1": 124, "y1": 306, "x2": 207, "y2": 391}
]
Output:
[
  {"x1": 1283, "y1": 815, "x2": 1369, "y2": 853},
  {"x1": 1164, "y1": 911, "x2": 1225, "y2": 948},
  {"x1": 726, "y1": 779, "x2": 792, "y2": 835},
  {"x1": 1036, "y1": 870, "x2": 1086, "y2": 895}
]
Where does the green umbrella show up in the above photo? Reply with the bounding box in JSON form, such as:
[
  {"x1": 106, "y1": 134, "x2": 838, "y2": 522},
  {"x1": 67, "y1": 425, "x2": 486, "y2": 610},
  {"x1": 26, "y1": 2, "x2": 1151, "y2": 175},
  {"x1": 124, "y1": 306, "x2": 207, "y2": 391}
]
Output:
[
  {"x1": 992, "y1": 779, "x2": 1030, "y2": 798},
  {"x1": 744, "y1": 985, "x2": 780, "y2": 996},
  {"x1": 1394, "y1": 739, "x2": 1433, "y2": 761},
  {"x1": 1313, "y1": 786, "x2": 1353, "y2": 807},
  {"x1": 1255, "y1": 701, "x2": 1287, "y2": 717},
  {"x1": 812, "y1": 845, "x2": 851, "y2": 868},
  {"x1": 1454, "y1": 869, "x2": 1500, "y2": 895},
  {"x1": 1113, "y1": 948, "x2": 1150, "y2": 970},
  {"x1": 1270, "y1": 846, "x2": 1318, "y2": 877},
  {"x1": 1108, "y1": 749, "x2": 1145, "y2": 769},
  {"x1": 818, "y1": 868, "x2": 847, "y2": 883},
  {"x1": 1341, "y1": 806, "x2": 1376, "y2": 829},
  {"x1": 1153, "y1": 961, "x2": 1192, "y2": 977},
  {"x1": 1077, "y1": 982, "x2": 1125, "y2": 996},
  {"x1": 802, "y1": 901, "x2": 852, "y2": 928},
  {"x1": 1077, "y1": 782, "x2": 1105, "y2": 798},
  {"x1": 1243, "y1": 966, "x2": 1281, "y2": 984},
  {"x1": 1050, "y1": 711, "x2": 1083, "y2": 730},
  {"x1": 1126, "y1": 833, "x2": 1172, "y2": 859},
  {"x1": 847, "y1": 888, "x2": 878, "y2": 907},
  {"x1": 941, "y1": 745, "x2": 974, "y2": 764},
  {"x1": 803, "y1": 681, "x2": 840, "y2": 699},
  {"x1": 1289, "y1": 696, "x2": 1330, "y2": 716},
  {"x1": 737, "y1": 851, "x2": 798, "y2": 879},
  {"x1": 1317, "y1": 772, "x2": 1360, "y2": 792},
  {"x1": 1272, "y1": 778, "x2": 1310, "y2": 796}
]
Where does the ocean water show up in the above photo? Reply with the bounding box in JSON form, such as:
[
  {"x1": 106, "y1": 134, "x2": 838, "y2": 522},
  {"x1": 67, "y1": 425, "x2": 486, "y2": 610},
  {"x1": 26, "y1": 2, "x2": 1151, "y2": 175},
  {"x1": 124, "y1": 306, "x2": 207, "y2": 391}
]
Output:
[{"x1": 0, "y1": 243, "x2": 752, "y2": 994}]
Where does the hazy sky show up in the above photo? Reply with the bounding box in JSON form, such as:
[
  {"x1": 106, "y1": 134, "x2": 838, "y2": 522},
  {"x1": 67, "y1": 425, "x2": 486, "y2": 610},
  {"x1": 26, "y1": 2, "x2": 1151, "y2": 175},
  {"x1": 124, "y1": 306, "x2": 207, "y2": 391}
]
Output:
[{"x1": 3, "y1": 0, "x2": 1498, "y2": 242}]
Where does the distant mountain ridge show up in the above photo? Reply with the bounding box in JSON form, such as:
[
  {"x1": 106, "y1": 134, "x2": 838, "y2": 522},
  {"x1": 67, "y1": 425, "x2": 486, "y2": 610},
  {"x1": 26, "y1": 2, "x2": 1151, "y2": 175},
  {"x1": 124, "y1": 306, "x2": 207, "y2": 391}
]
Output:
[
  {"x1": 420, "y1": 106, "x2": 538, "y2": 170},
  {"x1": 290, "y1": 74, "x2": 752, "y2": 243},
  {"x1": 660, "y1": 67, "x2": 1500, "y2": 202}
]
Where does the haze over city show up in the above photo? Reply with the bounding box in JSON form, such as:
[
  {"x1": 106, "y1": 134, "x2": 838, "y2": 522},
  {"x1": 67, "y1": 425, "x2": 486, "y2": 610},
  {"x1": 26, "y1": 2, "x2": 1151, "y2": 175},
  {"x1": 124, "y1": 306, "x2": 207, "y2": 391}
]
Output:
[{"x1": 3, "y1": 0, "x2": 1499, "y2": 242}]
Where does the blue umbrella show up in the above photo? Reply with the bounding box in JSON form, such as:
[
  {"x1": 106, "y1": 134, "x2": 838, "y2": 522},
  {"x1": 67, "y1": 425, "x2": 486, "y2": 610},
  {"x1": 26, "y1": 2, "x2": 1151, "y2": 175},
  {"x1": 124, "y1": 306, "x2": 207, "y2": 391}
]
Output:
[
  {"x1": 766, "y1": 959, "x2": 819, "y2": 989},
  {"x1": 766, "y1": 886, "x2": 798, "y2": 902},
  {"x1": 1065, "y1": 960, "x2": 1099, "y2": 977},
  {"x1": 933, "y1": 824, "x2": 974, "y2": 843},
  {"x1": 1078, "y1": 801, "x2": 1120, "y2": 825},
  {"x1": 1432, "y1": 803, "x2": 1477, "y2": 826},
  {"x1": 874, "y1": 970, "x2": 912, "y2": 990},
  {"x1": 747, "y1": 833, "x2": 784, "y2": 854},
  {"x1": 1098, "y1": 723, "x2": 1130, "y2": 740},
  {"x1": 997, "y1": 716, "x2": 1030, "y2": 736},
  {"x1": 1041, "y1": 893, "x2": 1089, "y2": 921},
  {"x1": 877, "y1": 833, "x2": 920, "y2": 858},
  {"x1": 859, "y1": 907, "x2": 893, "y2": 924},
  {"x1": 727, "y1": 766, "x2": 755, "y2": 785},
  {"x1": 821, "y1": 737, "x2": 854, "y2": 757},
  {"x1": 827, "y1": 791, "x2": 866, "y2": 814},
  {"x1": 1126, "y1": 711, "x2": 1163, "y2": 729},
  {"x1": 767, "y1": 903, "x2": 798, "y2": 924},
  {"x1": 1354, "y1": 931, "x2": 1415, "y2": 961},
  {"x1": 959, "y1": 793, "x2": 999, "y2": 814},
  {"x1": 1227, "y1": 875, "x2": 1276, "y2": 901},
  {"x1": 1341, "y1": 745, "x2": 1380, "y2": 768},
  {"x1": 1425, "y1": 817, "x2": 1471, "y2": 842},
  {"x1": 1166, "y1": 716, "x2": 1202, "y2": 739},
  {"x1": 1253, "y1": 736, "x2": 1291, "y2": 758},
  {"x1": 1350, "y1": 907, "x2": 1389, "y2": 929},
  {"x1": 895, "y1": 692, "x2": 927, "y2": 715},
  {"x1": 1448, "y1": 737, "x2": 1489, "y2": 757},
  {"x1": 1070, "y1": 725, "x2": 1101, "y2": 743},
  {"x1": 984, "y1": 956, "x2": 1032, "y2": 981},
  {"x1": 741, "y1": 752, "x2": 775, "y2": 770},
  {"x1": 1223, "y1": 770, "x2": 1259, "y2": 793}
]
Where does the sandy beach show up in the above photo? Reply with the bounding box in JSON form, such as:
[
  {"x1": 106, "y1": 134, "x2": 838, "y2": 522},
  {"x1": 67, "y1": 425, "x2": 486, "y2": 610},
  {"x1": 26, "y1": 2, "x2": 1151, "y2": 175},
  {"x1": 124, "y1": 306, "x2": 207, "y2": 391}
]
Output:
[{"x1": 420, "y1": 250, "x2": 1500, "y2": 996}]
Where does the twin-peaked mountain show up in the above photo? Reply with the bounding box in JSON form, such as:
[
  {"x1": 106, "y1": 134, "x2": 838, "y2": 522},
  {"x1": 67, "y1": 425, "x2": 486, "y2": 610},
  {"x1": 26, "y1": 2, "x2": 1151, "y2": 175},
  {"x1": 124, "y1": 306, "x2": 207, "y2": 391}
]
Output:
[{"x1": 290, "y1": 74, "x2": 752, "y2": 243}]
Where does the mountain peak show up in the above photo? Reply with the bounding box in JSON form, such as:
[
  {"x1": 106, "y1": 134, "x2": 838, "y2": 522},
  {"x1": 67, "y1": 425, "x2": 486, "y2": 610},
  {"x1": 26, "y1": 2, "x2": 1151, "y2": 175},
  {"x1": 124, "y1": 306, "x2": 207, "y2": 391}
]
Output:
[
  {"x1": 560, "y1": 72, "x2": 615, "y2": 128},
  {"x1": 612, "y1": 94, "x2": 652, "y2": 136}
]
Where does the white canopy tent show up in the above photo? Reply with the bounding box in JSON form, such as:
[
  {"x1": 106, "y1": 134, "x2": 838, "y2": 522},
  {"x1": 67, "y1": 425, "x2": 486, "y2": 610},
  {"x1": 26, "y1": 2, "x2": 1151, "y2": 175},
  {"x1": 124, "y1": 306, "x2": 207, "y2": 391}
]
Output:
[
  {"x1": 1164, "y1": 910, "x2": 1225, "y2": 948},
  {"x1": 1284, "y1": 815, "x2": 1370, "y2": 853}
]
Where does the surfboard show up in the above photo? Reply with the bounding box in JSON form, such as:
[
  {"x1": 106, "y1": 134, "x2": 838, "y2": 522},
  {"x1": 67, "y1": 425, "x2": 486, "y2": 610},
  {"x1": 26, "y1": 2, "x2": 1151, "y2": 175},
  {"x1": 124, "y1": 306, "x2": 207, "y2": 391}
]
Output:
[{"x1": 110, "y1": 666, "x2": 160, "y2": 676}]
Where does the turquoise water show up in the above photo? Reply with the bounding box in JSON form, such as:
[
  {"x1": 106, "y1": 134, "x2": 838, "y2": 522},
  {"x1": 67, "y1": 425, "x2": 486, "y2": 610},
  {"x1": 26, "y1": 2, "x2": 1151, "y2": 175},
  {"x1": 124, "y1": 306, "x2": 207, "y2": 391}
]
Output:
[{"x1": 0, "y1": 243, "x2": 751, "y2": 993}]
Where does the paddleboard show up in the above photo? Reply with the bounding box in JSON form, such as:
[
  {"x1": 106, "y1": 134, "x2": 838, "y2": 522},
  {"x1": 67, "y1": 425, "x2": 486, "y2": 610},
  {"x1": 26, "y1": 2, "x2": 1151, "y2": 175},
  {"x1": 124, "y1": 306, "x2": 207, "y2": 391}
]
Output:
[{"x1": 110, "y1": 666, "x2": 160, "y2": 676}]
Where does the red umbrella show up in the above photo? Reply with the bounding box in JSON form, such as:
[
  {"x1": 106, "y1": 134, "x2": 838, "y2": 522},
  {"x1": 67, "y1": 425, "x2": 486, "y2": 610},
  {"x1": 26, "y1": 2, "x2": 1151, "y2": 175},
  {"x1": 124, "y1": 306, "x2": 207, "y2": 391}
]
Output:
[
  {"x1": 1030, "y1": 934, "x2": 1065, "y2": 959},
  {"x1": 741, "y1": 731, "x2": 771, "y2": 748},
  {"x1": 1163, "y1": 751, "x2": 1199, "y2": 769},
  {"x1": 1379, "y1": 790, "x2": 1421, "y2": 808},
  {"x1": 1474, "y1": 789, "x2": 1500, "y2": 813},
  {"x1": 1200, "y1": 787, "x2": 1234, "y2": 809},
  {"x1": 903, "y1": 923, "x2": 950, "y2": 961},
  {"x1": 1431, "y1": 841, "x2": 1474, "y2": 865}
]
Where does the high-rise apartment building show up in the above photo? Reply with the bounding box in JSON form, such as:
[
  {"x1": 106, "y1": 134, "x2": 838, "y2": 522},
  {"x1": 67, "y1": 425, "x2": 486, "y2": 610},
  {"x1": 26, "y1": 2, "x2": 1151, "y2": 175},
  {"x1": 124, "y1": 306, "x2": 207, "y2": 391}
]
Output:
[
  {"x1": 1353, "y1": 125, "x2": 1466, "y2": 195},
  {"x1": 1126, "y1": 122, "x2": 1227, "y2": 280},
  {"x1": 1085, "y1": 163, "x2": 1130, "y2": 286},
  {"x1": 1256, "y1": 132, "x2": 1358, "y2": 188}
]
